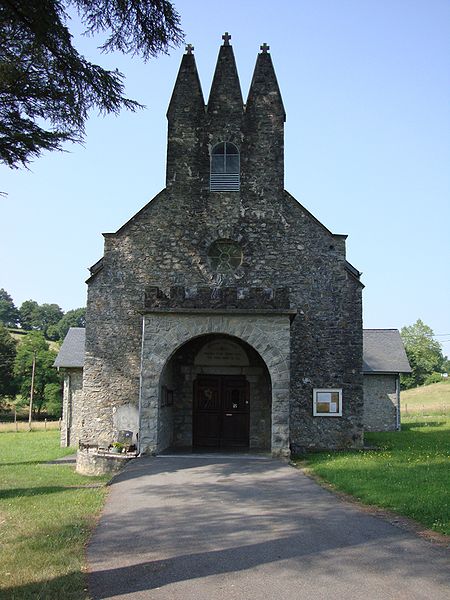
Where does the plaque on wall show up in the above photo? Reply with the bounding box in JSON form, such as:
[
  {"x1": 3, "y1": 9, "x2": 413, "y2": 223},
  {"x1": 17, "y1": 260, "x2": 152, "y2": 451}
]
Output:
[{"x1": 194, "y1": 340, "x2": 249, "y2": 367}]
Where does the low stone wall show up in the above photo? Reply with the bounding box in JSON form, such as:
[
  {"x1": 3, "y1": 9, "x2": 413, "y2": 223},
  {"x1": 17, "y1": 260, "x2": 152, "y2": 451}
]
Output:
[{"x1": 76, "y1": 447, "x2": 133, "y2": 476}]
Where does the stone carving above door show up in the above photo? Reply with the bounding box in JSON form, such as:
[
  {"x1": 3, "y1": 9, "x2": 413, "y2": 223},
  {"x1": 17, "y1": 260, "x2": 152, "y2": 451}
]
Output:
[{"x1": 194, "y1": 339, "x2": 249, "y2": 367}]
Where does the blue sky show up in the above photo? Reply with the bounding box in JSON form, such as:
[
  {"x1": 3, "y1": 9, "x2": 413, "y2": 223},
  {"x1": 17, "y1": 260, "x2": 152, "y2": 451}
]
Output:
[{"x1": 1, "y1": 0, "x2": 449, "y2": 355}]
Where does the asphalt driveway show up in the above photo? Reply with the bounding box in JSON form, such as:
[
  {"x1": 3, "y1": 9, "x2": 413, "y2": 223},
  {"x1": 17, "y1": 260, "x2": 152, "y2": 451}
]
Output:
[{"x1": 88, "y1": 455, "x2": 449, "y2": 600}]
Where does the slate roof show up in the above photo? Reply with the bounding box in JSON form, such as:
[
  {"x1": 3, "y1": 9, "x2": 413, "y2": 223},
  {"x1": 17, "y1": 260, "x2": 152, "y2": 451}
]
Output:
[
  {"x1": 53, "y1": 327, "x2": 85, "y2": 368},
  {"x1": 53, "y1": 327, "x2": 411, "y2": 374},
  {"x1": 362, "y1": 329, "x2": 411, "y2": 374}
]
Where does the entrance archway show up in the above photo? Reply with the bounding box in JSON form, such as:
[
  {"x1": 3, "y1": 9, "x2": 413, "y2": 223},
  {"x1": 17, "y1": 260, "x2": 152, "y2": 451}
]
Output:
[
  {"x1": 139, "y1": 312, "x2": 291, "y2": 457},
  {"x1": 158, "y1": 335, "x2": 271, "y2": 451}
]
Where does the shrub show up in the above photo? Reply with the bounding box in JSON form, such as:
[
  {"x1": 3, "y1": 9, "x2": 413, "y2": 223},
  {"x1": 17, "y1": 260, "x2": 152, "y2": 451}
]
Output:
[{"x1": 424, "y1": 372, "x2": 444, "y2": 386}]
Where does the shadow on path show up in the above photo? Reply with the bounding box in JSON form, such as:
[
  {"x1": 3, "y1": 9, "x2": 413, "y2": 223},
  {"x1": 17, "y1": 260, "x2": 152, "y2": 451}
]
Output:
[{"x1": 88, "y1": 456, "x2": 450, "y2": 600}]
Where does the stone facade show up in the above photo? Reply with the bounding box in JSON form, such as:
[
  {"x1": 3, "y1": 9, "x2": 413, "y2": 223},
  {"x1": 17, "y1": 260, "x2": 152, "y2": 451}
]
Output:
[
  {"x1": 363, "y1": 374, "x2": 399, "y2": 432},
  {"x1": 60, "y1": 368, "x2": 83, "y2": 447},
  {"x1": 77, "y1": 37, "x2": 364, "y2": 472}
]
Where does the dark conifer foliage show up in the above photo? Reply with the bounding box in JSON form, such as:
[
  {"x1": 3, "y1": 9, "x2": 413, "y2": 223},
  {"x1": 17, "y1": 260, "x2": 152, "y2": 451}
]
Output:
[{"x1": 0, "y1": 0, "x2": 183, "y2": 167}]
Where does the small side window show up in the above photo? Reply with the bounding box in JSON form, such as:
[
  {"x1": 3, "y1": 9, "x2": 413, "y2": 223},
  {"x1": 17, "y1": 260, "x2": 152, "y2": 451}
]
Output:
[
  {"x1": 210, "y1": 142, "x2": 240, "y2": 191},
  {"x1": 312, "y1": 389, "x2": 342, "y2": 417}
]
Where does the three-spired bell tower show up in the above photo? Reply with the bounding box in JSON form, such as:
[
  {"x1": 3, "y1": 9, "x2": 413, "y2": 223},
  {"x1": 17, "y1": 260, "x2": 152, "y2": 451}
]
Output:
[{"x1": 166, "y1": 32, "x2": 285, "y2": 201}]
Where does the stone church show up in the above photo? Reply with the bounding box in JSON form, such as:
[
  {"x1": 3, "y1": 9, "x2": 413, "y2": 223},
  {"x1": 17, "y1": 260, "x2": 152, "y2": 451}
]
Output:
[{"x1": 55, "y1": 35, "x2": 410, "y2": 474}]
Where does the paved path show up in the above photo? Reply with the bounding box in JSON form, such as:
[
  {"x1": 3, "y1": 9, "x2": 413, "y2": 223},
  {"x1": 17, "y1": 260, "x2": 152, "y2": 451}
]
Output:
[{"x1": 88, "y1": 455, "x2": 449, "y2": 600}]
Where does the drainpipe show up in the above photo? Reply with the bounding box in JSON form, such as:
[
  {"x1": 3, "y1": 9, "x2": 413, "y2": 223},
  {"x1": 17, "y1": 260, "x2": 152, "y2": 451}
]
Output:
[
  {"x1": 396, "y1": 374, "x2": 401, "y2": 430},
  {"x1": 137, "y1": 315, "x2": 146, "y2": 455},
  {"x1": 67, "y1": 372, "x2": 72, "y2": 446}
]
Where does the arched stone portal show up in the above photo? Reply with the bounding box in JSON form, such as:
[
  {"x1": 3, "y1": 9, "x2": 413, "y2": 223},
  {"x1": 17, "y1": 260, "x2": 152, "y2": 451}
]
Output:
[
  {"x1": 159, "y1": 335, "x2": 272, "y2": 451},
  {"x1": 139, "y1": 312, "x2": 292, "y2": 457}
]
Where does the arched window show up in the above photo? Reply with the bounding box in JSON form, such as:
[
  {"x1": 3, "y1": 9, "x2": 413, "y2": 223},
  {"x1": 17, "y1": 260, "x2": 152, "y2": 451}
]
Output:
[{"x1": 210, "y1": 142, "x2": 240, "y2": 191}]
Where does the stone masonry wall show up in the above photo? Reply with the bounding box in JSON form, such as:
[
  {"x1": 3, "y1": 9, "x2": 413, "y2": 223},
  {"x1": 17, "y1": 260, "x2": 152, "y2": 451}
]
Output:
[
  {"x1": 363, "y1": 374, "x2": 398, "y2": 432},
  {"x1": 158, "y1": 358, "x2": 175, "y2": 450},
  {"x1": 81, "y1": 186, "x2": 363, "y2": 451},
  {"x1": 60, "y1": 368, "x2": 83, "y2": 447}
]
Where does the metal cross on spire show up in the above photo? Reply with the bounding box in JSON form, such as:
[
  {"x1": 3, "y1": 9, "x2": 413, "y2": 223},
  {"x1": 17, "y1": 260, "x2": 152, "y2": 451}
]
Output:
[
  {"x1": 185, "y1": 43, "x2": 194, "y2": 54},
  {"x1": 222, "y1": 32, "x2": 231, "y2": 46},
  {"x1": 260, "y1": 43, "x2": 270, "y2": 53}
]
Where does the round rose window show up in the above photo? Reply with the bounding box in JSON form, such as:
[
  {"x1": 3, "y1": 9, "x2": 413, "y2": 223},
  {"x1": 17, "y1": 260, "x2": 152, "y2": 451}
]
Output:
[{"x1": 208, "y1": 239, "x2": 243, "y2": 273}]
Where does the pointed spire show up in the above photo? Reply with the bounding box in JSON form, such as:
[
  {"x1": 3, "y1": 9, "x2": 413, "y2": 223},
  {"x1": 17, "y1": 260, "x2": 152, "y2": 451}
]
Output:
[
  {"x1": 246, "y1": 47, "x2": 285, "y2": 121},
  {"x1": 207, "y1": 33, "x2": 243, "y2": 116},
  {"x1": 241, "y1": 45, "x2": 285, "y2": 193},
  {"x1": 167, "y1": 49, "x2": 204, "y2": 120},
  {"x1": 166, "y1": 48, "x2": 205, "y2": 188}
]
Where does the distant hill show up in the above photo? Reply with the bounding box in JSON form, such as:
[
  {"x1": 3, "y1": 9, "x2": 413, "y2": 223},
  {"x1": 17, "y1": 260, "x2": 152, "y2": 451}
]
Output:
[
  {"x1": 8, "y1": 328, "x2": 27, "y2": 339},
  {"x1": 401, "y1": 380, "x2": 450, "y2": 415},
  {"x1": 7, "y1": 328, "x2": 60, "y2": 352}
]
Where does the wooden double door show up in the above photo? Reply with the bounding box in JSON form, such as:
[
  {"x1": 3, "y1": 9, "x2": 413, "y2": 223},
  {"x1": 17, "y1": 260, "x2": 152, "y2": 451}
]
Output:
[{"x1": 193, "y1": 375, "x2": 249, "y2": 448}]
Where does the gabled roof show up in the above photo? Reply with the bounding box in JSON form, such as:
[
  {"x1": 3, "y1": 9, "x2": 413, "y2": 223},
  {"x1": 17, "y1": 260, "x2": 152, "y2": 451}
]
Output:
[
  {"x1": 362, "y1": 329, "x2": 411, "y2": 374},
  {"x1": 53, "y1": 327, "x2": 85, "y2": 368}
]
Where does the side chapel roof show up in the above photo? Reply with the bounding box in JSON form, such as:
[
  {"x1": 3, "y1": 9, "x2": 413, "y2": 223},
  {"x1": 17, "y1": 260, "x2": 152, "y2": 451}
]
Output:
[
  {"x1": 53, "y1": 327, "x2": 86, "y2": 368},
  {"x1": 362, "y1": 329, "x2": 411, "y2": 374}
]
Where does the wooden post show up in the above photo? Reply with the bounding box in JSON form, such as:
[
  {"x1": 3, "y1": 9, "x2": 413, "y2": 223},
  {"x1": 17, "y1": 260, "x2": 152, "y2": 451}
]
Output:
[
  {"x1": 14, "y1": 406, "x2": 18, "y2": 432},
  {"x1": 28, "y1": 352, "x2": 36, "y2": 431},
  {"x1": 44, "y1": 418, "x2": 47, "y2": 431},
  {"x1": 395, "y1": 374, "x2": 401, "y2": 430}
]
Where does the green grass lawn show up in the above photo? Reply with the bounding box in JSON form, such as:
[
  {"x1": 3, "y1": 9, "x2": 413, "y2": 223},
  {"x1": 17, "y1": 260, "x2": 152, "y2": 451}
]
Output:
[
  {"x1": 401, "y1": 379, "x2": 450, "y2": 416},
  {"x1": 0, "y1": 431, "x2": 110, "y2": 600},
  {"x1": 294, "y1": 417, "x2": 450, "y2": 536}
]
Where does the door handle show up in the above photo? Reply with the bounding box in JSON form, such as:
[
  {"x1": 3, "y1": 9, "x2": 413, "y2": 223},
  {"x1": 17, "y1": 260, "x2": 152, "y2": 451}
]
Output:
[{"x1": 225, "y1": 413, "x2": 233, "y2": 417}]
